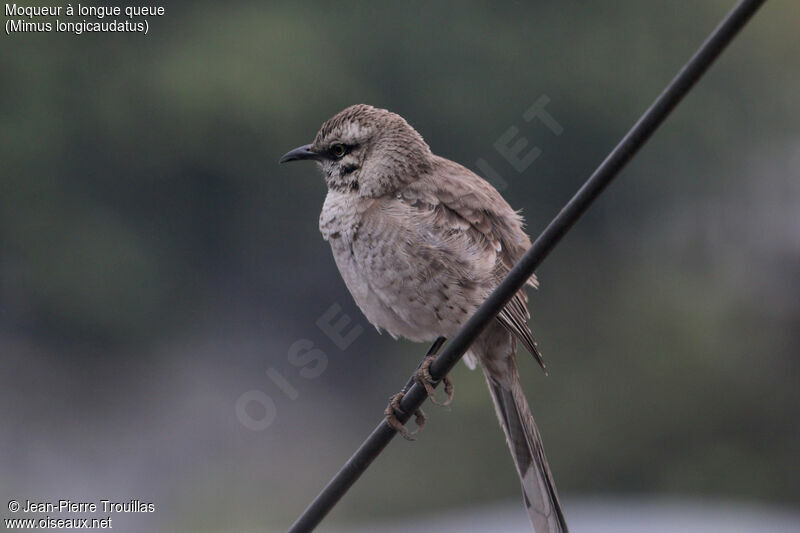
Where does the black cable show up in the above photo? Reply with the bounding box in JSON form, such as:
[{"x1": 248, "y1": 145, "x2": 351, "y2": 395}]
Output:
[{"x1": 286, "y1": 1, "x2": 767, "y2": 531}]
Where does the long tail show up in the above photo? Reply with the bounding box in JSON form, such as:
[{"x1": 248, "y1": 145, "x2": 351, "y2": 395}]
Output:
[{"x1": 483, "y1": 364, "x2": 568, "y2": 532}]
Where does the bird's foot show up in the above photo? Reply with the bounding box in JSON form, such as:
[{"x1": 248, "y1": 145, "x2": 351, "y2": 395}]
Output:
[
  {"x1": 414, "y1": 354, "x2": 454, "y2": 406},
  {"x1": 383, "y1": 337, "x2": 448, "y2": 440},
  {"x1": 384, "y1": 391, "x2": 425, "y2": 441}
]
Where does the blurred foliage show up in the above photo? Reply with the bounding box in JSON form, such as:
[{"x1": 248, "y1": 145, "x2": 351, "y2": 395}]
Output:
[{"x1": 1, "y1": 1, "x2": 799, "y2": 530}]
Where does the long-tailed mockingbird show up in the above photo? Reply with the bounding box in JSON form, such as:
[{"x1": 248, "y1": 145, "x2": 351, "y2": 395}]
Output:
[{"x1": 280, "y1": 104, "x2": 567, "y2": 532}]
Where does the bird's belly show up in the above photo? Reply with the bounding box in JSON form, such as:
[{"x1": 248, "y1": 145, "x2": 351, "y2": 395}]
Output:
[{"x1": 326, "y1": 235, "x2": 477, "y2": 342}]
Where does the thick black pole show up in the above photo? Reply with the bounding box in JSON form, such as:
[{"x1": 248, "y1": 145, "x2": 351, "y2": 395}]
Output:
[{"x1": 287, "y1": 1, "x2": 767, "y2": 531}]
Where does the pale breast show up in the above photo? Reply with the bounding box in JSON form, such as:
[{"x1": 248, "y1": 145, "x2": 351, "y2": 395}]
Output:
[
  {"x1": 319, "y1": 190, "x2": 363, "y2": 243},
  {"x1": 319, "y1": 191, "x2": 491, "y2": 342},
  {"x1": 320, "y1": 191, "x2": 406, "y2": 335}
]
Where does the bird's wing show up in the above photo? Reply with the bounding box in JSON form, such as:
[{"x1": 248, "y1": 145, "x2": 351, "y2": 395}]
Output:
[{"x1": 398, "y1": 156, "x2": 545, "y2": 369}]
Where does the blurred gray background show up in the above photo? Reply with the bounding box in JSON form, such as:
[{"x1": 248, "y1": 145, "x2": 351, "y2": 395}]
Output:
[{"x1": 1, "y1": 1, "x2": 798, "y2": 531}]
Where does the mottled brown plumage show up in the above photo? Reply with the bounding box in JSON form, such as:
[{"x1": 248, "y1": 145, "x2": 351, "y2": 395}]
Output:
[{"x1": 281, "y1": 104, "x2": 567, "y2": 532}]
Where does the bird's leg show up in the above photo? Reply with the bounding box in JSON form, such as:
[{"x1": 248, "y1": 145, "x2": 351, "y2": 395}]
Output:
[
  {"x1": 414, "y1": 337, "x2": 454, "y2": 406},
  {"x1": 384, "y1": 336, "x2": 447, "y2": 440}
]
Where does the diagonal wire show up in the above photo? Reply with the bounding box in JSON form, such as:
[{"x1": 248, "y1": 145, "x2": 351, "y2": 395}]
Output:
[{"x1": 286, "y1": 1, "x2": 767, "y2": 531}]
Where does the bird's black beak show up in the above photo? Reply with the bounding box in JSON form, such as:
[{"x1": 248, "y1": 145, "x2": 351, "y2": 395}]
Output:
[{"x1": 279, "y1": 144, "x2": 324, "y2": 164}]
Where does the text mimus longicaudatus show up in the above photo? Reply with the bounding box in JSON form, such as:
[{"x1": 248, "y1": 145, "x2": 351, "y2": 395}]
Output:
[{"x1": 280, "y1": 104, "x2": 567, "y2": 532}]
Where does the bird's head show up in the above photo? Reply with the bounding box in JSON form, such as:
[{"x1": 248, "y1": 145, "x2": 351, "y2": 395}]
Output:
[{"x1": 280, "y1": 104, "x2": 432, "y2": 196}]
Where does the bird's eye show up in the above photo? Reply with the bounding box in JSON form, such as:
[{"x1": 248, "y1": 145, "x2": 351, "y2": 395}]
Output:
[{"x1": 330, "y1": 144, "x2": 347, "y2": 158}]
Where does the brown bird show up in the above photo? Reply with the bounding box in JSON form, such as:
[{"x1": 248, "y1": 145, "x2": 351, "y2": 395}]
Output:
[{"x1": 280, "y1": 104, "x2": 567, "y2": 532}]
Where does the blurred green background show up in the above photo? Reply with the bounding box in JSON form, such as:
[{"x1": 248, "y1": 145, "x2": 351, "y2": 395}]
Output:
[{"x1": 1, "y1": 1, "x2": 798, "y2": 531}]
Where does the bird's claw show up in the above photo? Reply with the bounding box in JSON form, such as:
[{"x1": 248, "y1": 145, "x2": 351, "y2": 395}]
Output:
[
  {"x1": 414, "y1": 354, "x2": 454, "y2": 406},
  {"x1": 384, "y1": 391, "x2": 425, "y2": 440}
]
